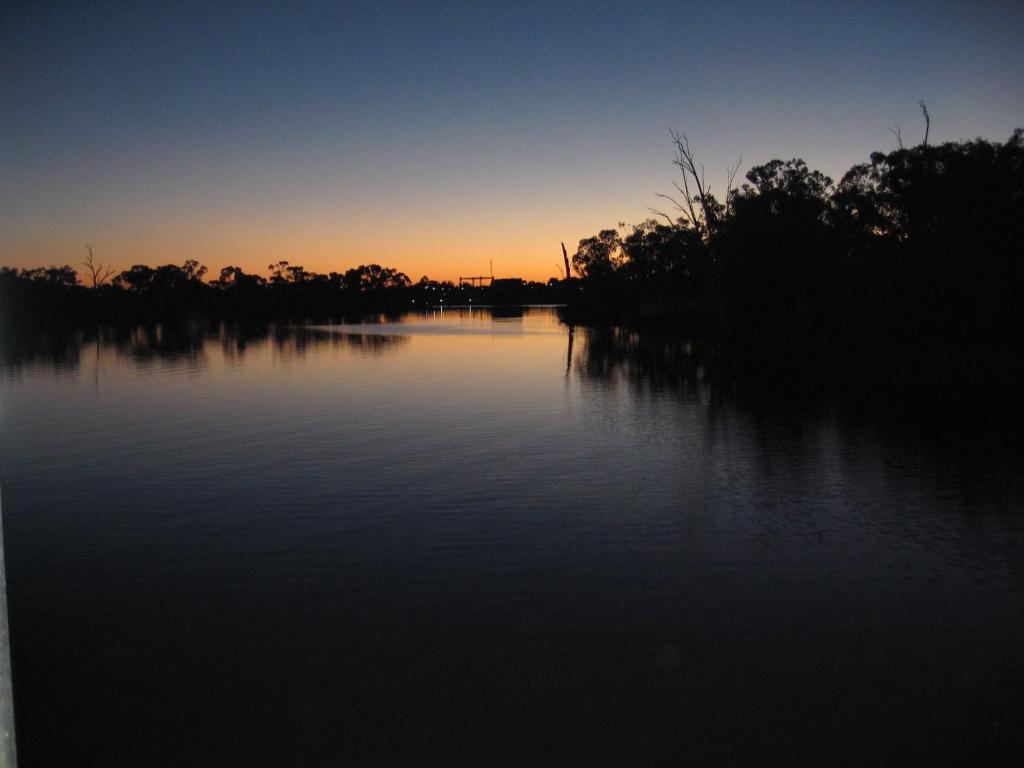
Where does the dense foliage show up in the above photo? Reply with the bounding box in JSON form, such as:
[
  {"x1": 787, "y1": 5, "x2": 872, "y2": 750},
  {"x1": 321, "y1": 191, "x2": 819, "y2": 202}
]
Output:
[
  {"x1": 572, "y1": 131, "x2": 1023, "y2": 332},
  {"x1": 568, "y1": 131, "x2": 1024, "y2": 397}
]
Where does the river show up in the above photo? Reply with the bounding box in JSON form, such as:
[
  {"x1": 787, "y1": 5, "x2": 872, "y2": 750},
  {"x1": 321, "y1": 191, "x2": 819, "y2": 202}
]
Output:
[{"x1": 1, "y1": 307, "x2": 1021, "y2": 765}]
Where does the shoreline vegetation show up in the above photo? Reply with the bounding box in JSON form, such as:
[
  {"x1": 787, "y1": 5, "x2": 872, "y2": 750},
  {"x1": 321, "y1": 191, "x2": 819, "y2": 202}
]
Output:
[{"x1": 3, "y1": 130, "x2": 1023, "y2": 432}]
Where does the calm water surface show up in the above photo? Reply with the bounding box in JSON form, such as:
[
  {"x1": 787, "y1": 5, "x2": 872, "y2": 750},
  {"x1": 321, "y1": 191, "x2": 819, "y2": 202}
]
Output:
[{"x1": 1, "y1": 308, "x2": 1022, "y2": 765}]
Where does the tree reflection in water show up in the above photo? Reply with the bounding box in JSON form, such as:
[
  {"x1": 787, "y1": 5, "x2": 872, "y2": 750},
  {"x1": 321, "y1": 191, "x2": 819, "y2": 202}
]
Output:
[{"x1": 0, "y1": 321, "x2": 410, "y2": 375}]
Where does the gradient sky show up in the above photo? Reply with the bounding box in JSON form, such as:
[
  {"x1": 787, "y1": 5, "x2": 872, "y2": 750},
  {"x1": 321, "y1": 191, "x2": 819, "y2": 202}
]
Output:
[{"x1": 2, "y1": 1, "x2": 1022, "y2": 282}]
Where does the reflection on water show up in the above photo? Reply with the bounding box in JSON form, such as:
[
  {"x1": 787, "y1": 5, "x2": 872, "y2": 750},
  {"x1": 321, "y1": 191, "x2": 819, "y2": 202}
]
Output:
[
  {"x1": 0, "y1": 308, "x2": 559, "y2": 374},
  {"x1": 1, "y1": 307, "x2": 1022, "y2": 765},
  {"x1": 1, "y1": 322, "x2": 416, "y2": 381},
  {"x1": 574, "y1": 325, "x2": 711, "y2": 398}
]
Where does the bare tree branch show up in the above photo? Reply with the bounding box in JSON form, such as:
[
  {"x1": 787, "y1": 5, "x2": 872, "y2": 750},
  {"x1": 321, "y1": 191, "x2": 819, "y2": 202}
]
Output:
[
  {"x1": 889, "y1": 124, "x2": 904, "y2": 150},
  {"x1": 654, "y1": 191, "x2": 694, "y2": 225},
  {"x1": 648, "y1": 207, "x2": 677, "y2": 226},
  {"x1": 725, "y1": 155, "x2": 742, "y2": 218},
  {"x1": 668, "y1": 129, "x2": 718, "y2": 234},
  {"x1": 82, "y1": 245, "x2": 114, "y2": 289},
  {"x1": 669, "y1": 129, "x2": 702, "y2": 227},
  {"x1": 919, "y1": 100, "x2": 930, "y2": 147}
]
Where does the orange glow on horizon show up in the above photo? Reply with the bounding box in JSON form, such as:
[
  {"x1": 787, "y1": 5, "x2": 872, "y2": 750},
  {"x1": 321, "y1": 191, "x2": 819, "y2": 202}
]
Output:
[
  {"x1": 1, "y1": 217, "x2": 615, "y2": 284},
  {"x1": 0, "y1": 174, "x2": 645, "y2": 284},
  {"x1": 1, "y1": 241, "x2": 564, "y2": 285}
]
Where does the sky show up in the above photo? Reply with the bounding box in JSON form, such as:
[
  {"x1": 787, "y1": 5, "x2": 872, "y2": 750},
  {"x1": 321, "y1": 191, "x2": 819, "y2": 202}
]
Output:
[{"x1": 2, "y1": 0, "x2": 1022, "y2": 283}]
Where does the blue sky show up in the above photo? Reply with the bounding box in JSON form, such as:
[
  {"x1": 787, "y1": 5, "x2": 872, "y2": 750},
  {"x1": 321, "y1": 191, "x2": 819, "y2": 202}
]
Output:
[{"x1": 2, "y1": 1, "x2": 1022, "y2": 280}]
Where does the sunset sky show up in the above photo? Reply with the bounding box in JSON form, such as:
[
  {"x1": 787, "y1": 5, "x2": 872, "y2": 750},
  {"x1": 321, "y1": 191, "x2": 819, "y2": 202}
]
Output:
[{"x1": 3, "y1": 1, "x2": 1022, "y2": 283}]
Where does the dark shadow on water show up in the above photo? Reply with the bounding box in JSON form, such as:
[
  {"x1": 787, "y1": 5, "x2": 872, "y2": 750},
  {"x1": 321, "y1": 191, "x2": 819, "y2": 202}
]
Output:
[
  {"x1": 293, "y1": 327, "x2": 410, "y2": 355},
  {"x1": 0, "y1": 320, "x2": 410, "y2": 374},
  {"x1": 566, "y1": 302, "x2": 1024, "y2": 442},
  {"x1": 0, "y1": 326, "x2": 87, "y2": 375},
  {"x1": 490, "y1": 305, "x2": 525, "y2": 319},
  {"x1": 112, "y1": 320, "x2": 211, "y2": 365},
  {"x1": 571, "y1": 321, "x2": 1024, "y2": 501}
]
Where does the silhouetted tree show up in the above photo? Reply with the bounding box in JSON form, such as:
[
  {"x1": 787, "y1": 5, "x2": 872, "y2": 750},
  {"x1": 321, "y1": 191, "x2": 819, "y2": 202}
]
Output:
[
  {"x1": 343, "y1": 264, "x2": 411, "y2": 291},
  {"x1": 214, "y1": 266, "x2": 266, "y2": 290},
  {"x1": 573, "y1": 229, "x2": 622, "y2": 279},
  {"x1": 20, "y1": 265, "x2": 78, "y2": 286},
  {"x1": 651, "y1": 131, "x2": 739, "y2": 238},
  {"x1": 613, "y1": 219, "x2": 714, "y2": 301},
  {"x1": 82, "y1": 246, "x2": 114, "y2": 289},
  {"x1": 267, "y1": 261, "x2": 312, "y2": 284},
  {"x1": 115, "y1": 265, "x2": 156, "y2": 292},
  {"x1": 833, "y1": 131, "x2": 1024, "y2": 349},
  {"x1": 716, "y1": 159, "x2": 835, "y2": 337}
]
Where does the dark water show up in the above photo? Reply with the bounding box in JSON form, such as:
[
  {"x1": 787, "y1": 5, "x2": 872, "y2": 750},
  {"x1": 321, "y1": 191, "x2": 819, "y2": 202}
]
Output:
[{"x1": 1, "y1": 308, "x2": 1022, "y2": 766}]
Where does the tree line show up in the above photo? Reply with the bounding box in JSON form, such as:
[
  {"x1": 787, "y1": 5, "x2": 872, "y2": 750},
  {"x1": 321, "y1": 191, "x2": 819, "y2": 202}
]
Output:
[
  {"x1": 2, "y1": 259, "x2": 465, "y2": 328},
  {"x1": 564, "y1": 128, "x2": 1024, "y2": 407},
  {"x1": 0, "y1": 252, "x2": 574, "y2": 330}
]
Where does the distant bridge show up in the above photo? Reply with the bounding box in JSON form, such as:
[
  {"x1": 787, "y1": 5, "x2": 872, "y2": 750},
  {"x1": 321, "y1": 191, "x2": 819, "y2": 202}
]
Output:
[
  {"x1": 458, "y1": 275, "x2": 493, "y2": 287},
  {"x1": 460, "y1": 261, "x2": 495, "y2": 287}
]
